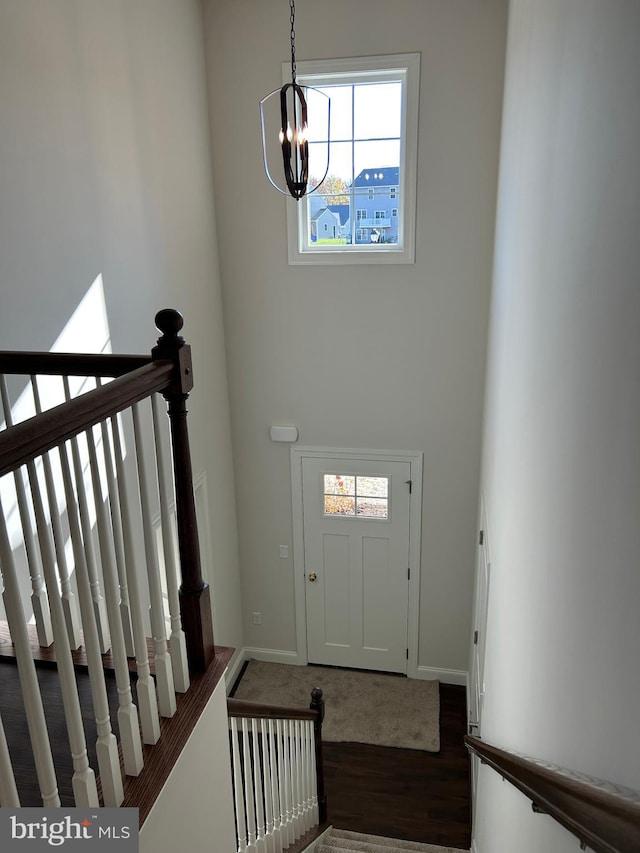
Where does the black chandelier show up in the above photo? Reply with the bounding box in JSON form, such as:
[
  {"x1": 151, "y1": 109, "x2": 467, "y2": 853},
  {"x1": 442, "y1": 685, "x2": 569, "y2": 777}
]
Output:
[{"x1": 260, "y1": 0, "x2": 329, "y2": 200}]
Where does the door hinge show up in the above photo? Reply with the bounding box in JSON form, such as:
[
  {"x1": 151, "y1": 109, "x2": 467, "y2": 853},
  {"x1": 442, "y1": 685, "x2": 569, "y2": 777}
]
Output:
[
  {"x1": 406, "y1": 648, "x2": 409, "y2": 660},
  {"x1": 405, "y1": 479, "x2": 412, "y2": 494},
  {"x1": 479, "y1": 530, "x2": 484, "y2": 545},
  {"x1": 473, "y1": 630, "x2": 479, "y2": 645},
  {"x1": 407, "y1": 567, "x2": 410, "y2": 580}
]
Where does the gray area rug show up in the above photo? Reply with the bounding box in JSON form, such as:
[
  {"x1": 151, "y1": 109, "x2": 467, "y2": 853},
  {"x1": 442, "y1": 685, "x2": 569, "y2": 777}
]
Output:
[{"x1": 233, "y1": 660, "x2": 440, "y2": 752}]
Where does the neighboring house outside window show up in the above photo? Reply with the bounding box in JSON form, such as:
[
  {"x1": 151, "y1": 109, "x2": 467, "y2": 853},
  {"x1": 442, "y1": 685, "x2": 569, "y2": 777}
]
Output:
[{"x1": 284, "y1": 53, "x2": 420, "y2": 265}]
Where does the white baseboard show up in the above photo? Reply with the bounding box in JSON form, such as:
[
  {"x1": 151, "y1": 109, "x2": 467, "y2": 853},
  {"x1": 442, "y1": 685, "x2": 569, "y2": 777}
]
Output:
[
  {"x1": 471, "y1": 839, "x2": 480, "y2": 853},
  {"x1": 415, "y1": 665, "x2": 468, "y2": 687},
  {"x1": 225, "y1": 646, "x2": 306, "y2": 693},
  {"x1": 224, "y1": 648, "x2": 248, "y2": 693},
  {"x1": 227, "y1": 650, "x2": 468, "y2": 690}
]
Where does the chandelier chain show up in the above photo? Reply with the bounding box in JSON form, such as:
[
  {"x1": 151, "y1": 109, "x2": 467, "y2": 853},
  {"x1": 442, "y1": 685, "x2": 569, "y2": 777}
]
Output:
[{"x1": 289, "y1": 0, "x2": 297, "y2": 83}]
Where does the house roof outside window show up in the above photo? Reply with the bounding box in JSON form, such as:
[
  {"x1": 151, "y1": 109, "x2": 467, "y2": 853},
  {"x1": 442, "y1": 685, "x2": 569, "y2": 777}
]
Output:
[{"x1": 353, "y1": 167, "x2": 400, "y2": 188}]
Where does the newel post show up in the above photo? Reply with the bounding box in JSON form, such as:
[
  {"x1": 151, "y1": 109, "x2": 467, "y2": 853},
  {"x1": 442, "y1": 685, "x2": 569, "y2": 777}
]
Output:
[
  {"x1": 152, "y1": 309, "x2": 215, "y2": 673},
  {"x1": 310, "y1": 687, "x2": 327, "y2": 823}
]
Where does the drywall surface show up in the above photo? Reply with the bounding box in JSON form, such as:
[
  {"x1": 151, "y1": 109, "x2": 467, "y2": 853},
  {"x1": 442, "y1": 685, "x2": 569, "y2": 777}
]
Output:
[
  {"x1": 203, "y1": 0, "x2": 508, "y2": 674},
  {"x1": 474, "y1": 0, "x2": 640, "y2": 849},
  {"x1": 140, "y1": 676, "x2": 236, "y2": 852},
  {"x1": 0, "y1": 0, "x2": 243, "y2": 650}
]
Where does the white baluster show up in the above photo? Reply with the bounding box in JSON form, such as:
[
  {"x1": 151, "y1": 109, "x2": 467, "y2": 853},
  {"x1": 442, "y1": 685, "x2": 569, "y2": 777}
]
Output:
[
  {"x1": 85, "y1": 414, "x2": 157, "y2": 754},
  {"x1": 230, "y1": 718, "x2": 248, "y2": 853},
  {"x1": 298, "y1": 720, "x2": 307, "y2": 832},
  {"x1": 268, "y1": 719, "x2": 283, "y2": 853},
  {"x1": 242, "y1": 719, "x2": 258, "y2": 851},
  {"x1": 58, "y1": 439, "x2": 123, "y2": 806},
  {"x1": 24, "y1": 453, "x2": 98, "y2": 806},
  {"x1": 303, "y1": 720, "x2": 313, "y2": 830},
  {"x1": 260, "y1": 718, "x2": 276, "y2": 853},
  {"x1": 93, "y1": 381, "x2": 133, "y2": 656},
  {"x1": 63, "y1": 401, "x2": 142, "y2": 778},
  {"x1": 307, "y1": 720, "x2": 319, "y2": 825},
  {"x1": 0, "y1": 376, "x2": 53, "y2": 647},
  {"x1": 291, "y1": 719, "x2": 301, "y2": 840},
  {"x1": 132, "y1": 402, "x2": 176, "y2": 718},
  {"x1": 151, "y1": 393, "x2": 189, "y2": 693},
  {"x1": 0, "y1": 711, "x2": 20, "y2": 806},
  {"x1": 279, "y1": 718, "x2": 293, "y2": 847},
  {"x1": 108, "y1": 412, "x2": 160, "y2": 745},
  {"x1": 30, "y1": 377, "x2": 82, "y2": 651},
  {"x1": 0, "y1": 494, "x2": 60, "y2": 807},
  {"x1": 250, "y1": 718, "x2": 266, "y2": 853},
  {"x1": 63, "y1": 376, "x2": 111, "y2": 655}
]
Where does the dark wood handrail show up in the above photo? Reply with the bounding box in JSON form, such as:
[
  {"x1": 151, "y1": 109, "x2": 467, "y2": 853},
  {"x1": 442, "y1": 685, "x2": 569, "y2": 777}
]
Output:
[
  {"x1": 0, "y1": 351, "x2": 151, "y2": 377},
  {"x1": 465, "y1": 736, "x2": 640, "y2": 853},
  {"x1": 0, "y1": 361, "x2": 174, "y2": 477},
  {"x1": 227, "y1": 697, "x2": 320, "y2": 722}
]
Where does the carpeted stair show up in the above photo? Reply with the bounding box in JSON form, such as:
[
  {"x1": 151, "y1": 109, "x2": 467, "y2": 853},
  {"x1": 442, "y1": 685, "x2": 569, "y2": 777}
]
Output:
[{"x1": 316, "y1": 828, "x2": 469, "y2": 853}]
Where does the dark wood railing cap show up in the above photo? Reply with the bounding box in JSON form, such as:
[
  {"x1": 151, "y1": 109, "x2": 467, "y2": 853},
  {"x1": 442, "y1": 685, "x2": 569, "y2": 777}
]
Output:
[
  {"x1": 227, "y1": 697, "x2": 320, "y2": 722},
  {"x1": 465, "y1": 735, "x2": 640, "y2": 853}
]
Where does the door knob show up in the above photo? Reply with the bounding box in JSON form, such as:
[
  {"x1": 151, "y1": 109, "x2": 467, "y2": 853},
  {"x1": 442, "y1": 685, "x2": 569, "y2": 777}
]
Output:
[{"x1": 308, "y1": 572, "x2": 317, "y2": 582}]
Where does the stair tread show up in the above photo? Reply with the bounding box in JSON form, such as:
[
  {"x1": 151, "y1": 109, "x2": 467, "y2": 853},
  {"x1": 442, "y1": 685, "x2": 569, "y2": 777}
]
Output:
[
  {"x1": 318, "y1": 846, "x2": 466, "y2": 853},
  {"x1": 319, "y1": 828, "x2": 469, "y2": 853}
]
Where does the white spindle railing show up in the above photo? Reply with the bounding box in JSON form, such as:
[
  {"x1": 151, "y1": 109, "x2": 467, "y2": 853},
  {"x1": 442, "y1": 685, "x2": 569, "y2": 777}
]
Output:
[
  {"x1": 30, "y1": 377, "x2": 83, "y2": 652},
  {"x1": 151, "y1": 392, "x2": 189, "y2": 693},
  {"x1": 62, "y1": 390, "x2": 144, "y2": 779},
  {"x1": 0, "y1": 710, "x2": 20, "y2": 807},
  {"x1": 0, "y1": 353, "x2": 199, "y2": 806},
  {"x1": 132, "y1": 401, "x2": 176, "y2": 719},
  {"x1": 97, "y1": 399, "x2": 132, "y2": 658},
  {"x1": 228, "y1": 709, "x2": 321, "y2": 853},
  {"x1": 62, "y1": 377, "x2": 111, "y2": 655},
  {"x1": 278, "y1": 717, "x2": 292, "y2": 849},
  {"x1": 58, "y1": 436, "x2": 123, "y2": 806},
  {"x1": 27, "y1": 447, "x2": 98, "y2": 806},
  {"x1": 0, "y1": 376, "x2": 53, "y2": 648},
  {"x1": 267, "y1": 718, "x2": 283, "y2": 853},
  {"x1": 0, "y1": 492, "x2": 60, "y2": 807},
  {"x1": 109, "y1": 408, "x2": 161, "y2": 745}
]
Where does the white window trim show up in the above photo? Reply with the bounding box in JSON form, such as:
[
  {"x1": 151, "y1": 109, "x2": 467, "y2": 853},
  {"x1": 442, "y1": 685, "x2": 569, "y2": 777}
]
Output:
[{"x1": 285, "y1": 53, "x2": 420, "y2": 266}]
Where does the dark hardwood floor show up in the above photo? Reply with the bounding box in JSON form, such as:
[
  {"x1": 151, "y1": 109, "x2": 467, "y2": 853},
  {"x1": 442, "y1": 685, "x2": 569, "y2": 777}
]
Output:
[
  {"x1": 0, "y1": 657, "x2": 123, "y2": 806},
  {"x1": 323, "y1": 684, "x2": 471, "y2": 850}
]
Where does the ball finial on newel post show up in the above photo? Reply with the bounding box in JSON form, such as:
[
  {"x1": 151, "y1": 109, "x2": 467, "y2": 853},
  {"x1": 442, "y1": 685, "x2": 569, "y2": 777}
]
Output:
[
  {"x1": 154, "y1": 308, "x2": 185, "y2": 347},
  {"x1": 310, "y1": 687, "x2": 325, "y2": 721}
]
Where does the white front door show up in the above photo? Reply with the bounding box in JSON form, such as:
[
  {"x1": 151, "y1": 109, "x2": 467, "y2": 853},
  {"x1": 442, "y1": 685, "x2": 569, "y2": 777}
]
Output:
[{"x1": 301, "y1": 456, "x2": 412, "y2": 673}]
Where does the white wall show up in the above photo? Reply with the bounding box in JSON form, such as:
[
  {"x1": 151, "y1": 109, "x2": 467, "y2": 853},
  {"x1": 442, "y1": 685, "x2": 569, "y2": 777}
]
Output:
[
  {"x1": 0, "y1": 0, "x2": 243, "y2": 652},
  {"x1": 203, "y1": 0, "x2": 508, "y2": 675},
  {"x1": 474, "y1": 0, "x2": 640, "y2": 849},
  {"x1": 140, "y1": 676, "x2": 236, "y2": 853}
]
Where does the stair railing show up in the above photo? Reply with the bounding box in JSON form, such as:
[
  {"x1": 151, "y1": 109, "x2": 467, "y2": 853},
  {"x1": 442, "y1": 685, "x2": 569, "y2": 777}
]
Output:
[
  {"x1": 0, "y1": 309, "x2": 215, "y2": 808},
  {"x1": 228, "y1": 688, "x2": 327, "y2": 853},
  {"x1": 465, "y1": 735, "x2": 640, "y2": 853}
]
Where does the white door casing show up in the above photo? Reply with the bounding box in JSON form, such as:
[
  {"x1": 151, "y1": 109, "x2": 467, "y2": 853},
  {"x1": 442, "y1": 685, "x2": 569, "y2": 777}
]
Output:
[
  {"x1": 468, "y1": 497, "x2": 491, "y2": 808},
  {"x1": 291, "y1": 447, "x2": 423, "y2": 676}
]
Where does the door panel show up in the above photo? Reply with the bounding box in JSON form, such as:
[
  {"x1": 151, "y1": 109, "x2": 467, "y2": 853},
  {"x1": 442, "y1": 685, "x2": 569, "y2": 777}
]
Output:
[
  {"x1": 322, "y1": 533, "x2": 351, "y2": 647},
  {"x1": 302, "y1": 456, "x2": 411, "y2": 673}
]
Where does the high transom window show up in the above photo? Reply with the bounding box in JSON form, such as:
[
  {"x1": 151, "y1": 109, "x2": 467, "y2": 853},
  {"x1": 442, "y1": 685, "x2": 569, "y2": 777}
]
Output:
[{"x1": 285, "y1": 53, "x2": 420, "y2": 265}]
